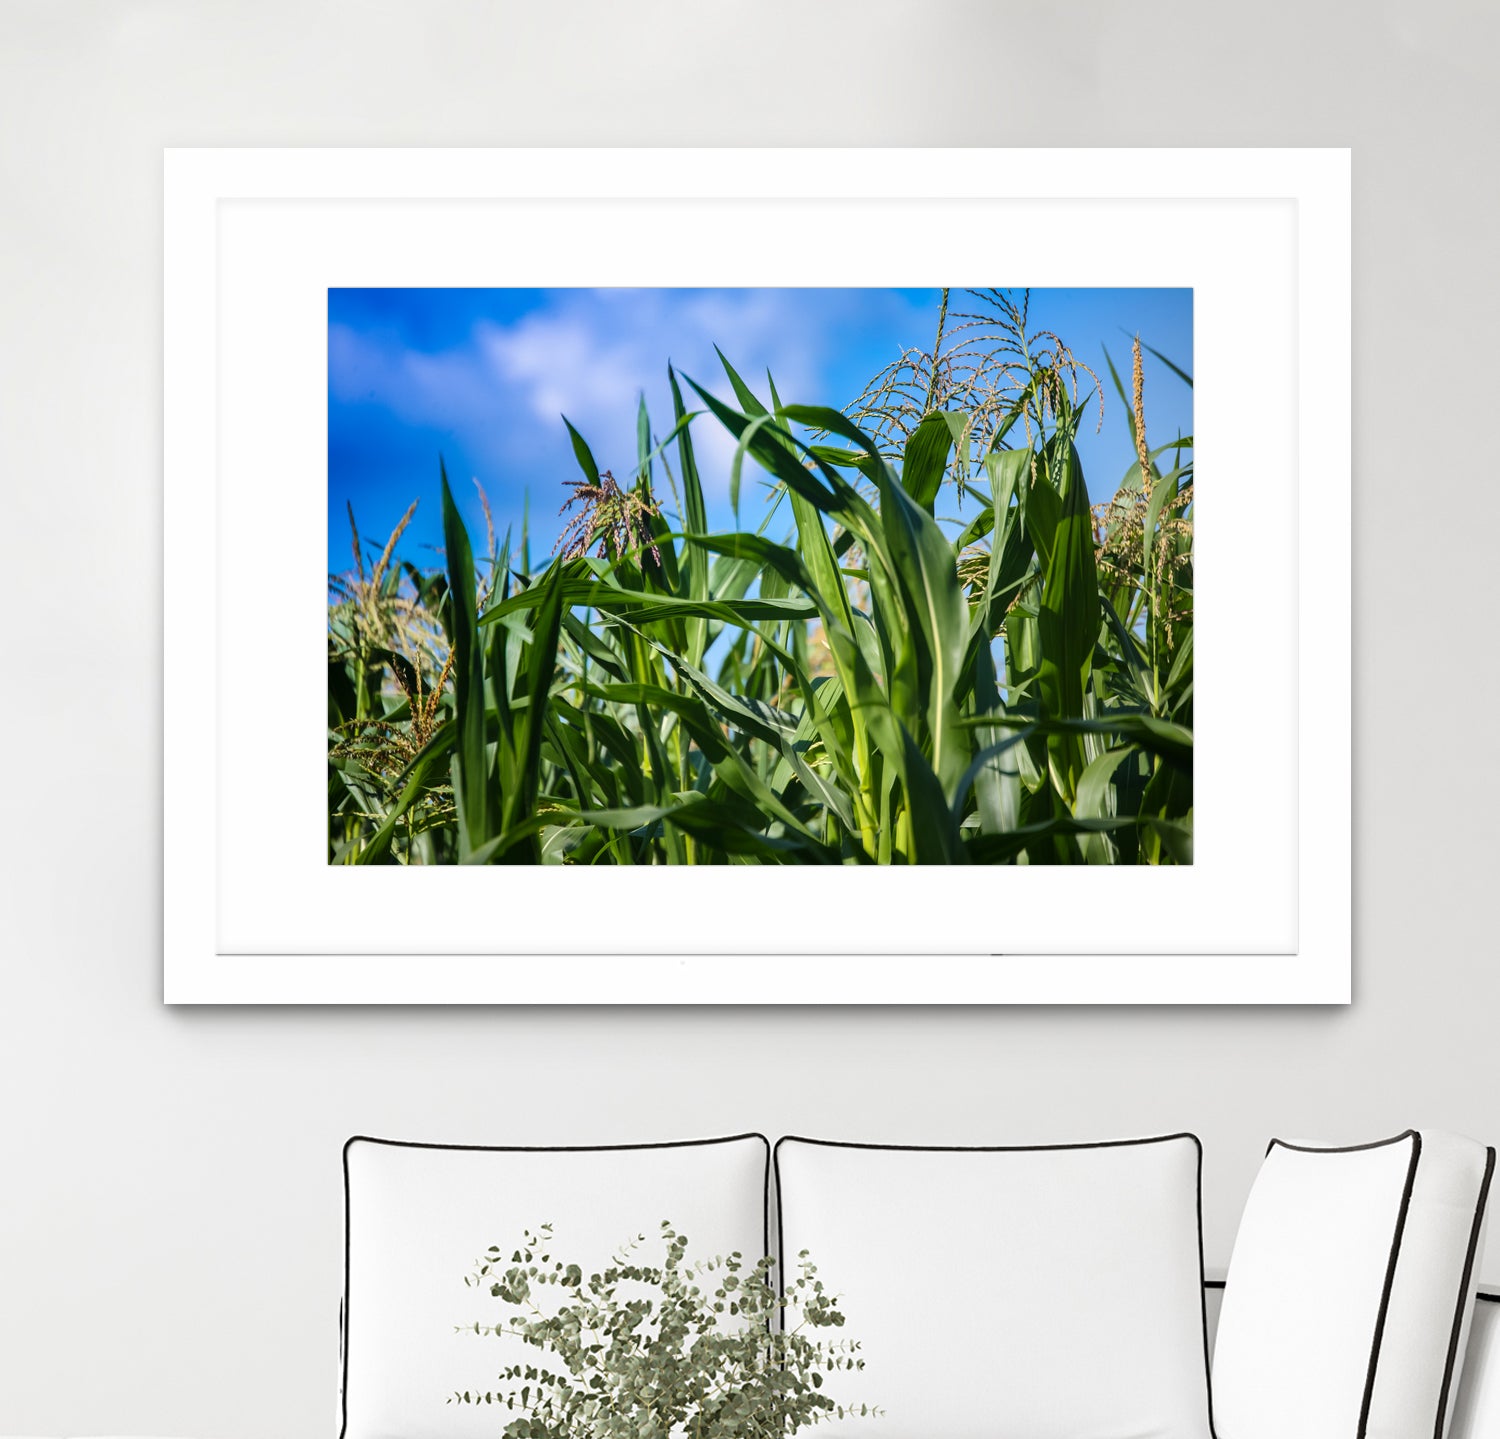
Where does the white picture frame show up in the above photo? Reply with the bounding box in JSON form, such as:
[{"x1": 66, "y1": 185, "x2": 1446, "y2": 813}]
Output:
[{"x1": 164, "y1": 147, "x2": 1350, "y2": 1005}]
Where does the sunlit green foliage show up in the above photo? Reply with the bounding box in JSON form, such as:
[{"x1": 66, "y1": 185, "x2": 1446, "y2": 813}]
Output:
[{"x1": 328, "y1": 298, "x2": 1193, "y2": 865}]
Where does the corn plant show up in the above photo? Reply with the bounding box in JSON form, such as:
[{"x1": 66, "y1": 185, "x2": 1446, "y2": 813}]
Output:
[{"x1": 327, "y1": 299, "x2": 1192, "y2": 865}]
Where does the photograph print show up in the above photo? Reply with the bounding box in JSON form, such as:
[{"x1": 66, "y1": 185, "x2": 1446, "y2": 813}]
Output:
[{"x1": 327, "y1": 286, "x2": 1194, "y2": 868}]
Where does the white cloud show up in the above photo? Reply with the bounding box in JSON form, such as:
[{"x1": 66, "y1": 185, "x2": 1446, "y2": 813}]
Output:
[
  {"x1": 328, "y1": 322, "x2": 497, "y2": 430},
  {"x1": 330, "y1": 287, "x2": 897, "y2": 515},
  {"x1": 469, "y1": 288, "x2": 832, "y2": 501},
  {"x1": 478, "y1": 314, "x2": 641, "y2": 427}
]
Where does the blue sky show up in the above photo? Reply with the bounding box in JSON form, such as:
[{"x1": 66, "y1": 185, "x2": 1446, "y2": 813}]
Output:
[{"x1": 328, "y1": 287, "x2": 1192, "y2": 576}]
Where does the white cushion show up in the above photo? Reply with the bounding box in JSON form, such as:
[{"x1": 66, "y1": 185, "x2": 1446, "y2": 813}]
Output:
[
  {"x1": 341, "y1": 1133, "x2": 769, "y2": 1439},
  {"x1": 774, "y1": 1133, "x2": 1214, "y2": 1439},
  {"x1": 1447, "y1": 1296, "x2": 1500, "y2": 1438},
  {"x1": 1213, "y1": 1130, "x2": 1494, "y2": 1439}
]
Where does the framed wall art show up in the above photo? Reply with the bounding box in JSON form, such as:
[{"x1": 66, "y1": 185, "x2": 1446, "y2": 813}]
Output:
[{"x1": 163, "y1": 147, "x2": 1350, "y2": 1004}]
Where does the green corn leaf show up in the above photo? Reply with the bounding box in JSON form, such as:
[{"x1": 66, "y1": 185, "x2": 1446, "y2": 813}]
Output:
[
  {"x1": 561, "y1": 611, "x2": 629, "y2": 682},
  {"x1": 715, "y1": 346, "x2": 770, "y2": 417},
  {"x1": 729, "y1": 413, "x2": 775, "y2": 522},
  {"x1": 966, "y1": 646, "x2": 1021, "y2": 835},
  {"x1": 963, "y1": 813, "x2": 1139, "y2": 864},
  {"x1": 955, "y1": 503, "x2": 996, "y2": 550},
  {"x1": 668, "y1": 367, "x2": 711, "y2": 670},
  {"x1": 1165, "y1": 626, "x2": 1194, "y2": 702},
  {"x1": 460, "y1": 811, "x2": 558, "y2": 867},
  {"x1": 592, "y1": 593, "x2": 817, "y2": 628},
  {"x1": 685, "y1": 380, "x2": 840, "y2": 516},
  {"x1": 636, "y1": 394, "x2": 652, "y2": 487},
  {"x1": 481, "y1": 575, "x2": 813, "y2": 630},
  {"x1": 897, "y1": 724, "x2": 966, "y2": 864},
  {"x1": 1035, "y1": 439, "x2": 1099, "y2": 804},
  {"x1": 956, "y1": 711, "x2": 1192, "y2": 775},
  {"x1": 949, "y1": 726, "x2": 1038, "y2": 821},
  {"x1": 900, "y1": 411, "x2": 956, "y2": 514},
  {"x1": 561, "y1": 416, "x2": 600, "y2": 484},
  {"x1": 881, "y1": 474, "x2": 971, "y2": 788},
  {"x1": 1072, "y1": 745, "x2": 1135, "y2": 864},
  {"x1": 1133, "y1": 334, "x2": 1194, "y2": 389},
  {"x1": 973, "y1": 448, "x2": 1034, "y2": 640},
  {"x1": 987, "y1": 372, "x2": 1044, "y2": 453},
  {"x1": 1142, "y1": 465, "x2": 1184, "y2": 576},
  {"x1": 439, "y1": 458, "x2": 491, "y2": 851},
  {"x1": 585, "y1": 675, "x2": 817, "y2": 843},
  {"x1": 1024, "y1": 462, "x2": 1062, "y2": 574},
  {"x1": 1141, "y1": 814, "x2": 1194, "y2": 864},
  {"x1": 489, "y1": 563, "x2": 567, "y2": 861}
]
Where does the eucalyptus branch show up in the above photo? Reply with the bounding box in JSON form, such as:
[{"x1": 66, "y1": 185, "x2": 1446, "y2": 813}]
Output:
[{"x1": 455, "y1": 1222, "x2": 876, "y2": 1438}]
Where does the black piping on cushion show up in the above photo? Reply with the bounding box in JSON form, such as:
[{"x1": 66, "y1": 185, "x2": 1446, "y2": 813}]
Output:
[
  {"x1": 773, "y1": 1133, "x2": 1216, "y2": 1439},
  {"x1": 338, "y1": 1132, "x2": 771, "y2": 1439},
  {"x1": 1264, "y1": 1131, "x2": 1422, "y2": 1439},
  {"x1": 1216, "y1": 1135, "x2": 1492, "y2": 1439},
  {"x1": 1433, "y1": 1146, "x2": 1496, "y2": 1439}
]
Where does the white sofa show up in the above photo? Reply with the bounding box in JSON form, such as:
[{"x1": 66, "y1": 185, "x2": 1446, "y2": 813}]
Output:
[{"x1": 18, "y1": 1127, "x2": 1500, "y2": 1439}]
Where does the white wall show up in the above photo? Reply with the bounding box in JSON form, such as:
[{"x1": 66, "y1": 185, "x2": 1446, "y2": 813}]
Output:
[{"x1": 2, "y1": 1, "x2": 1498, "y2": 1433}]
